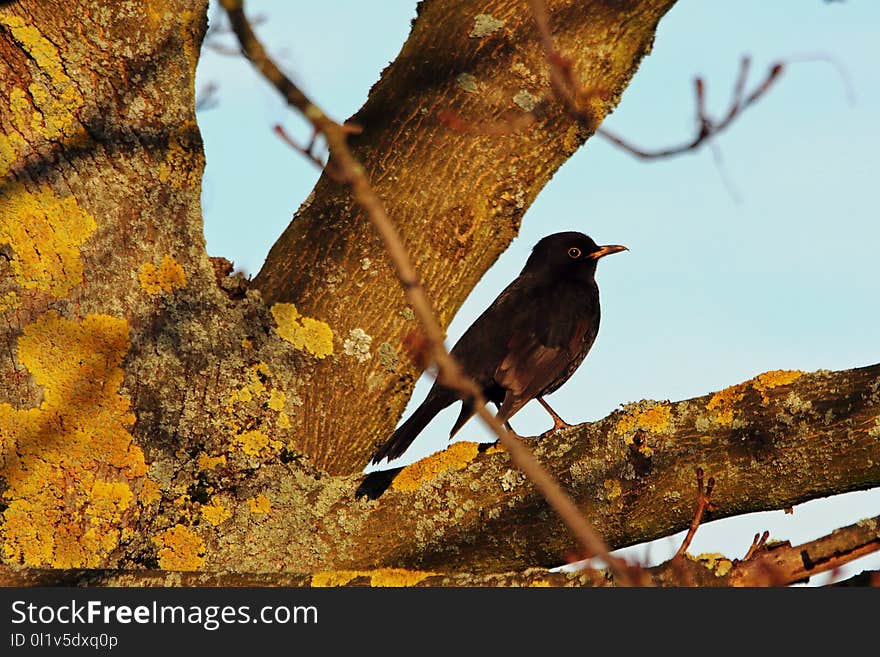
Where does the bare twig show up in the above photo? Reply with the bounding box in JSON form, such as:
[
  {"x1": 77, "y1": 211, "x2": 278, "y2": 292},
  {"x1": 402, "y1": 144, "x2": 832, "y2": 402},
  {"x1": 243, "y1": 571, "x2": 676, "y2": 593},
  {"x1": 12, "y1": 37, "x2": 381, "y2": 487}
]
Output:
[
  {"x1": 195, "y1": 81, "x2": 220, "y2": 112},
  {"x1": 596, "y1": 58, "x2": 783, "y2": 159},
  {"x1": 218, "y1": 0, "x2": 636, "y2": 585},
  {"x1": 728, "y1": 514, "x2": 880, "y2": 587},
  {"x1": 273, "y1": 125, "x2": 330, "y2": 174},
  {"x1": 742, "y1": 530, "x2": 771, "y2": 562},
  {"x1": 527, "y1": 0, "x2": 597, "y2": 128},
  {"x1": 674, "y1": 467, "x2": 716, "y2": 557},
  {"x1": 528, "y1": 0, "x2": 784, "y2": 160}
]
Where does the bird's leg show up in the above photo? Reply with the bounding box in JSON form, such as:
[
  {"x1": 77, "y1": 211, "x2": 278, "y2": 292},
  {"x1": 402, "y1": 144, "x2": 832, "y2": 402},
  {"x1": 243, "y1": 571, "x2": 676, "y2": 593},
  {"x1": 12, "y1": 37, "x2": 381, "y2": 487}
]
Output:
[{"x1": 537, "y1": 397, "x2": 572, "y2": 432}]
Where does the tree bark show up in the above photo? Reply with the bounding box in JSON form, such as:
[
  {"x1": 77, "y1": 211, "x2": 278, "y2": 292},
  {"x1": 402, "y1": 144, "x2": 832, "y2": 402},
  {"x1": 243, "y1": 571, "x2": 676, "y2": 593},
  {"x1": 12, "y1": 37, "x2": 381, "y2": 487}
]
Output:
[
  {"x1": 174, "y1": 364, "x2": 874, "y2": 574},
  {"x1": 4, "y1": 512, "x2": 876, "y2": 587}
]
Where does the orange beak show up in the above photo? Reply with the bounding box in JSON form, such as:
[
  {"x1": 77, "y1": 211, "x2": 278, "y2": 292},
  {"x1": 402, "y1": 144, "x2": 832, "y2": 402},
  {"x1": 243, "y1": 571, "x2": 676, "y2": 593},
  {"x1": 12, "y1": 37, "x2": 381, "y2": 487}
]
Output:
[{"x1": 588, "y1": 244, "x2": 628, "y2": 260}]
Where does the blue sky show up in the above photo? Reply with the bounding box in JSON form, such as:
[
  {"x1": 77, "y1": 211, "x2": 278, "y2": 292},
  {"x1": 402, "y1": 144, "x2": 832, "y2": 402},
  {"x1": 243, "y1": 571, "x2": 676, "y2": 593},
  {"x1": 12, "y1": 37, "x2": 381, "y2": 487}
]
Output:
[{"x1": 196, "y1": 1, "x2": 880, "y2": 580}]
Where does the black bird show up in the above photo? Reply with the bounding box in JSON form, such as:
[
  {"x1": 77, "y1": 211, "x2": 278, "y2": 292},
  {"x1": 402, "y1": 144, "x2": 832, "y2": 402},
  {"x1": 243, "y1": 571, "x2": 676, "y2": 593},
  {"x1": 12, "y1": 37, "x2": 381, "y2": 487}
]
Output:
[{"x1": 366, "y1": 232, "x2": 627, "y2": 472}]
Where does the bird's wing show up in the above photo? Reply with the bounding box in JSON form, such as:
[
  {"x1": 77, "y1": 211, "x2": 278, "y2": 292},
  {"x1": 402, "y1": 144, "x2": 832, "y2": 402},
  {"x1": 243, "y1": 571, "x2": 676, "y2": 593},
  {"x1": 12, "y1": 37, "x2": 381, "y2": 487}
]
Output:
[{"x1": 493, "y1": 315, "x2": 594, "y2": 419}]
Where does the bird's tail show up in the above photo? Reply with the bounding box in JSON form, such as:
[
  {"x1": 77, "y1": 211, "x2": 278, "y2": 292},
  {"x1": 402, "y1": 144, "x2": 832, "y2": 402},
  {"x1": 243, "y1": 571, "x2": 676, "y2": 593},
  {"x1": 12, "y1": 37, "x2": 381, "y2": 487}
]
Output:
[{"x1": 368, "y1": 388, "x2": 455, "y2": 465}]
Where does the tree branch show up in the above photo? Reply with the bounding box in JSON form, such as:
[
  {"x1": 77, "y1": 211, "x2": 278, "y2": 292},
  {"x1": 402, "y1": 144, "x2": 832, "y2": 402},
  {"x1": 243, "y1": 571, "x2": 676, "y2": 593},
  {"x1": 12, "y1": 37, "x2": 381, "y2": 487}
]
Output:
[
  {"x1": 329, "y1": 365, "x2": 880, "y2": 573},
  {"x1": 5, "y1": 513, "x2": 874, "y2": 587},
  {"x1": 529, "y1": 0, "x2": 784, "y2": 159}
]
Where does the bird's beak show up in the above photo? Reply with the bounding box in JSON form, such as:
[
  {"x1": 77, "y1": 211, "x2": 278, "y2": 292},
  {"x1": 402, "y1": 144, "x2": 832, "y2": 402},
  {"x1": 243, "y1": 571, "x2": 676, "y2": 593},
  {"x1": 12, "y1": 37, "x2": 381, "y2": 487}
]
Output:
[{"x1": 588, "y1": 244, "x2": 628, "y2": 260}]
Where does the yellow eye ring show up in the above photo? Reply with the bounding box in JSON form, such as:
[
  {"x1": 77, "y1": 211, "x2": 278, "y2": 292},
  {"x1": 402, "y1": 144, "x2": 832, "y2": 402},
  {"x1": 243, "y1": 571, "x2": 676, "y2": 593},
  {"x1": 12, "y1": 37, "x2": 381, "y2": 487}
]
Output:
[{"x1": 567, "y1": 247, "x2": 582, "y2": 258}]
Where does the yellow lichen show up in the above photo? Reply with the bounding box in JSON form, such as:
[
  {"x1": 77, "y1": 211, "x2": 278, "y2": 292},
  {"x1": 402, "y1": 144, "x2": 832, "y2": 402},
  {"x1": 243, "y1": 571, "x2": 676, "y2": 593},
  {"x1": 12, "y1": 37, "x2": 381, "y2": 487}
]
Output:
[
  {"x1": 0, "y1": 183, "x2": 97, "y2": 308},
  {"x1": 752, "y1": 370, "x2": 804, "y2": 403},
  {"x1": 139, "y1": 480, "x2": 162, "y2": 506},
  {"x1": 233, "y1": 429, "x2": 282, "y2": 457},
  {"x1": 706, "y1": 370, "x2": 804, "y2": 425},
  {"x1": 138, "y1": 255, "x2": 187, "y2": 295},
  {"x1": 0, "y1": 291, "x2": 20, "y2": 313},
  {"x1": 157, "y1": 132, "x2": 200, "y2": 188},
  {"x1": 530, "y1": 579, "x2": 552, "y2": 587},
  {"x1": 706, "y1": 384, "x2": 747, "y2": 426},
  {"x1": 311, "y1": 570, "x2": 361, "y2": 587},
  {"x1": 238, "y1": 362, "x2": 270, "y2": 400},
  {"x1": 690, "y1": 552, "x2": 734, "y2": 577},
  {"x1": 604, "y1": 479, "x2": 622, "y2": 500},
  {"x1": 614, "y1": 404, "x2": 671, "y2": 436},
  {"x1": 235, "y1": 386, "x2": 253, "y2": 403},
  {"x1": 247, "y1": 494, "x2": 271, "y2": 515},
  {"x1": 277, "y1": 412, "x2": 291, "y2": 429},
  {"x1": 0, "y1": 15, "x2": 87, "y2": 178},
  {"x1": 197, "y1": 453, "x2": 227, "y2": 472},
  {"x1": 271, "y1": 302, "x2": 334, "y2": 359},
  {"x1": 153, "y1": 525, "x2": 205, "y2": 570},
  {"x1": 268, "y1": 389, "x2": 286, "y2": 412},
  {"x1": 201, "y1": 500, "x2": 232, "y2": 527},
  {"x1": 0, "y1": 16, "x2": 86, "y2": 177},
  {"x1": 392, "y1": 441, "x2": 481, "y2": 492},
  {"x1": 0, "y1": 312, "x2": 154, "y2": 568},
  {"x1": 311, "y1": 568, "x2": 435, "y2": 588}
]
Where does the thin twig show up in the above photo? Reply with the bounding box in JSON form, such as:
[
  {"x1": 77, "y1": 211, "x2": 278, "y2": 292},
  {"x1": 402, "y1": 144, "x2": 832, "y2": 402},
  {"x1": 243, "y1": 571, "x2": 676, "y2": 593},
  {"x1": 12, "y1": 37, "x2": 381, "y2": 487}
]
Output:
[
  {"x1": 527, "y1": 0, "x2": 596, "y2": 128},
  {"x1": 675, "y1": 467, "x2": 715, "y2": 557},
  {"x1": 728, "y1": 514, "x2": 880, "y2": 586},
  {"x1": 528, "y1": 0, "x2": 785, "y2": 160},
  {"x1": 595, "y1": 58, "x2": 783, "y2": 159},
  {"x1": 195, "y1": 81, "x2": 220, "y2": 112},
  {"x1": 218, "y1": 0, "x2": 637, "y2": 586},
  {"x1": 742, "y1": 530, "x2": 771, "y2": 561}
]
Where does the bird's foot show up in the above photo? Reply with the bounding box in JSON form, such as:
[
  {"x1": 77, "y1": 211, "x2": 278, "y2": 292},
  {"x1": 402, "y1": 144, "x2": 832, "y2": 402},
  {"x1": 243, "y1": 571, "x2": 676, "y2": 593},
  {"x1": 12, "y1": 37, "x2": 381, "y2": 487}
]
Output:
[
  {"x1": 537, "y1": 397, "x2": 572, "y2": 433},
  {"x1": 550, "y1": 416, "x2": 573, "y2": 432}
]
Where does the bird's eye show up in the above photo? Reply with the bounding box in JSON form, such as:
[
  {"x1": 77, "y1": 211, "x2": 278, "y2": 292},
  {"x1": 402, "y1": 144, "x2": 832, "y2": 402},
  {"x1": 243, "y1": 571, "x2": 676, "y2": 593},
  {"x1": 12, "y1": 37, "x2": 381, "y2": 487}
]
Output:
[{"x1": 567, "y1": 247, "x2": 582, "y2": 259}]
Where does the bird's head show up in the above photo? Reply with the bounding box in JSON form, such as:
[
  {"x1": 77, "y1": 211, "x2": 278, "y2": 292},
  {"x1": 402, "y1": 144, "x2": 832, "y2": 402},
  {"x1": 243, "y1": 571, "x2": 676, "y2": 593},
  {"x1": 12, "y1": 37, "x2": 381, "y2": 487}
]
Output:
[{"x1": 522, "y1": 231, "x2": 627, "y2": 281}]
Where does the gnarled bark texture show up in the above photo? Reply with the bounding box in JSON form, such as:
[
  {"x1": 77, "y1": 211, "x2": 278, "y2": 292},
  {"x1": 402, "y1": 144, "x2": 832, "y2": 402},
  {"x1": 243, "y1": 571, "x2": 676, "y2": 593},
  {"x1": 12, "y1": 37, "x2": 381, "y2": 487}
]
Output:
[{"x1": 1, "y1": 0, "x2": 877, "y2": 583}]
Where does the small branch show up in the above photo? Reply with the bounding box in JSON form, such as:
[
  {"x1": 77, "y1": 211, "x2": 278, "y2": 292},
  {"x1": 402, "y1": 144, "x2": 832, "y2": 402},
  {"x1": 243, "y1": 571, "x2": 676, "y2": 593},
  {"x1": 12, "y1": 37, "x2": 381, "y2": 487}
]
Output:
[
  {"x1": 742, "y1": 530, "x2": 771, "y2": 562},
  {"x1": 674, "y1": 467, "x2": 716, "y2": 557},
  {"x1": 273, "y1": 124, "x2": 330, "y2": 174},
  {"x1": 727, "y1": 515, "x2": 880, "y2": 587},
  {"x1": 594, "y1": 58, "x2": 783, "y2": 159},
  {"x1": 219, "y1": 0, "x2": 635, "y2": 585},
  {"x1": 528, "y1": 0, "x2": 784, "y2": 160},
  {"x1": 195, "y1": 81, "x2": 220, "y2": 112}
]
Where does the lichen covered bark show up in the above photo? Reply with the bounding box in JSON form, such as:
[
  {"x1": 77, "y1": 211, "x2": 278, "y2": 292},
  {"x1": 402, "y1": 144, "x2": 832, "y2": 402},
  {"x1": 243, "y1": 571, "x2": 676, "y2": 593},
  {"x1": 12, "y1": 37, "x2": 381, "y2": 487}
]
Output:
[
  {"x1": 329, "y1": 365, "x2": 880, "y2": 572},
  {"x1": 0, "y1": 0, "x2": 290, "y2": 571},
  {"x1": 179, "y1": 364, "x2": 876, "y2": 575}
]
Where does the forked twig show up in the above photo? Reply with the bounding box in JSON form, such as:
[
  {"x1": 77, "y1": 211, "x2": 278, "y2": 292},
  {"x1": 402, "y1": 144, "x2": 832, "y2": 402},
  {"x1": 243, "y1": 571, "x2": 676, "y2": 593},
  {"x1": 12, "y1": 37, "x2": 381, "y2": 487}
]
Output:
[
  {"x1": 528, "y1": 0, "x2": 785, "y2": 160},
  {"x1": 743, "y1": 530, "x2": 771, "y2": 561},
  {"x1": 219, "y1": 0, "x2": 637, "y2": 586},
  {"x1": 596, "y1": 58, "x2": 784, "y2": 159}
]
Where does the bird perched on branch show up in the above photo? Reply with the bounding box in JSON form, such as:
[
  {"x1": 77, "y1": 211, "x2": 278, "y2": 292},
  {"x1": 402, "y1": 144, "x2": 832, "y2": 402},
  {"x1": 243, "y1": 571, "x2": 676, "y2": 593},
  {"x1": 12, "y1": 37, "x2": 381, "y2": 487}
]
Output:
[{"x1": 358, "y1": 232, "x2": 626, "y2": 497}]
